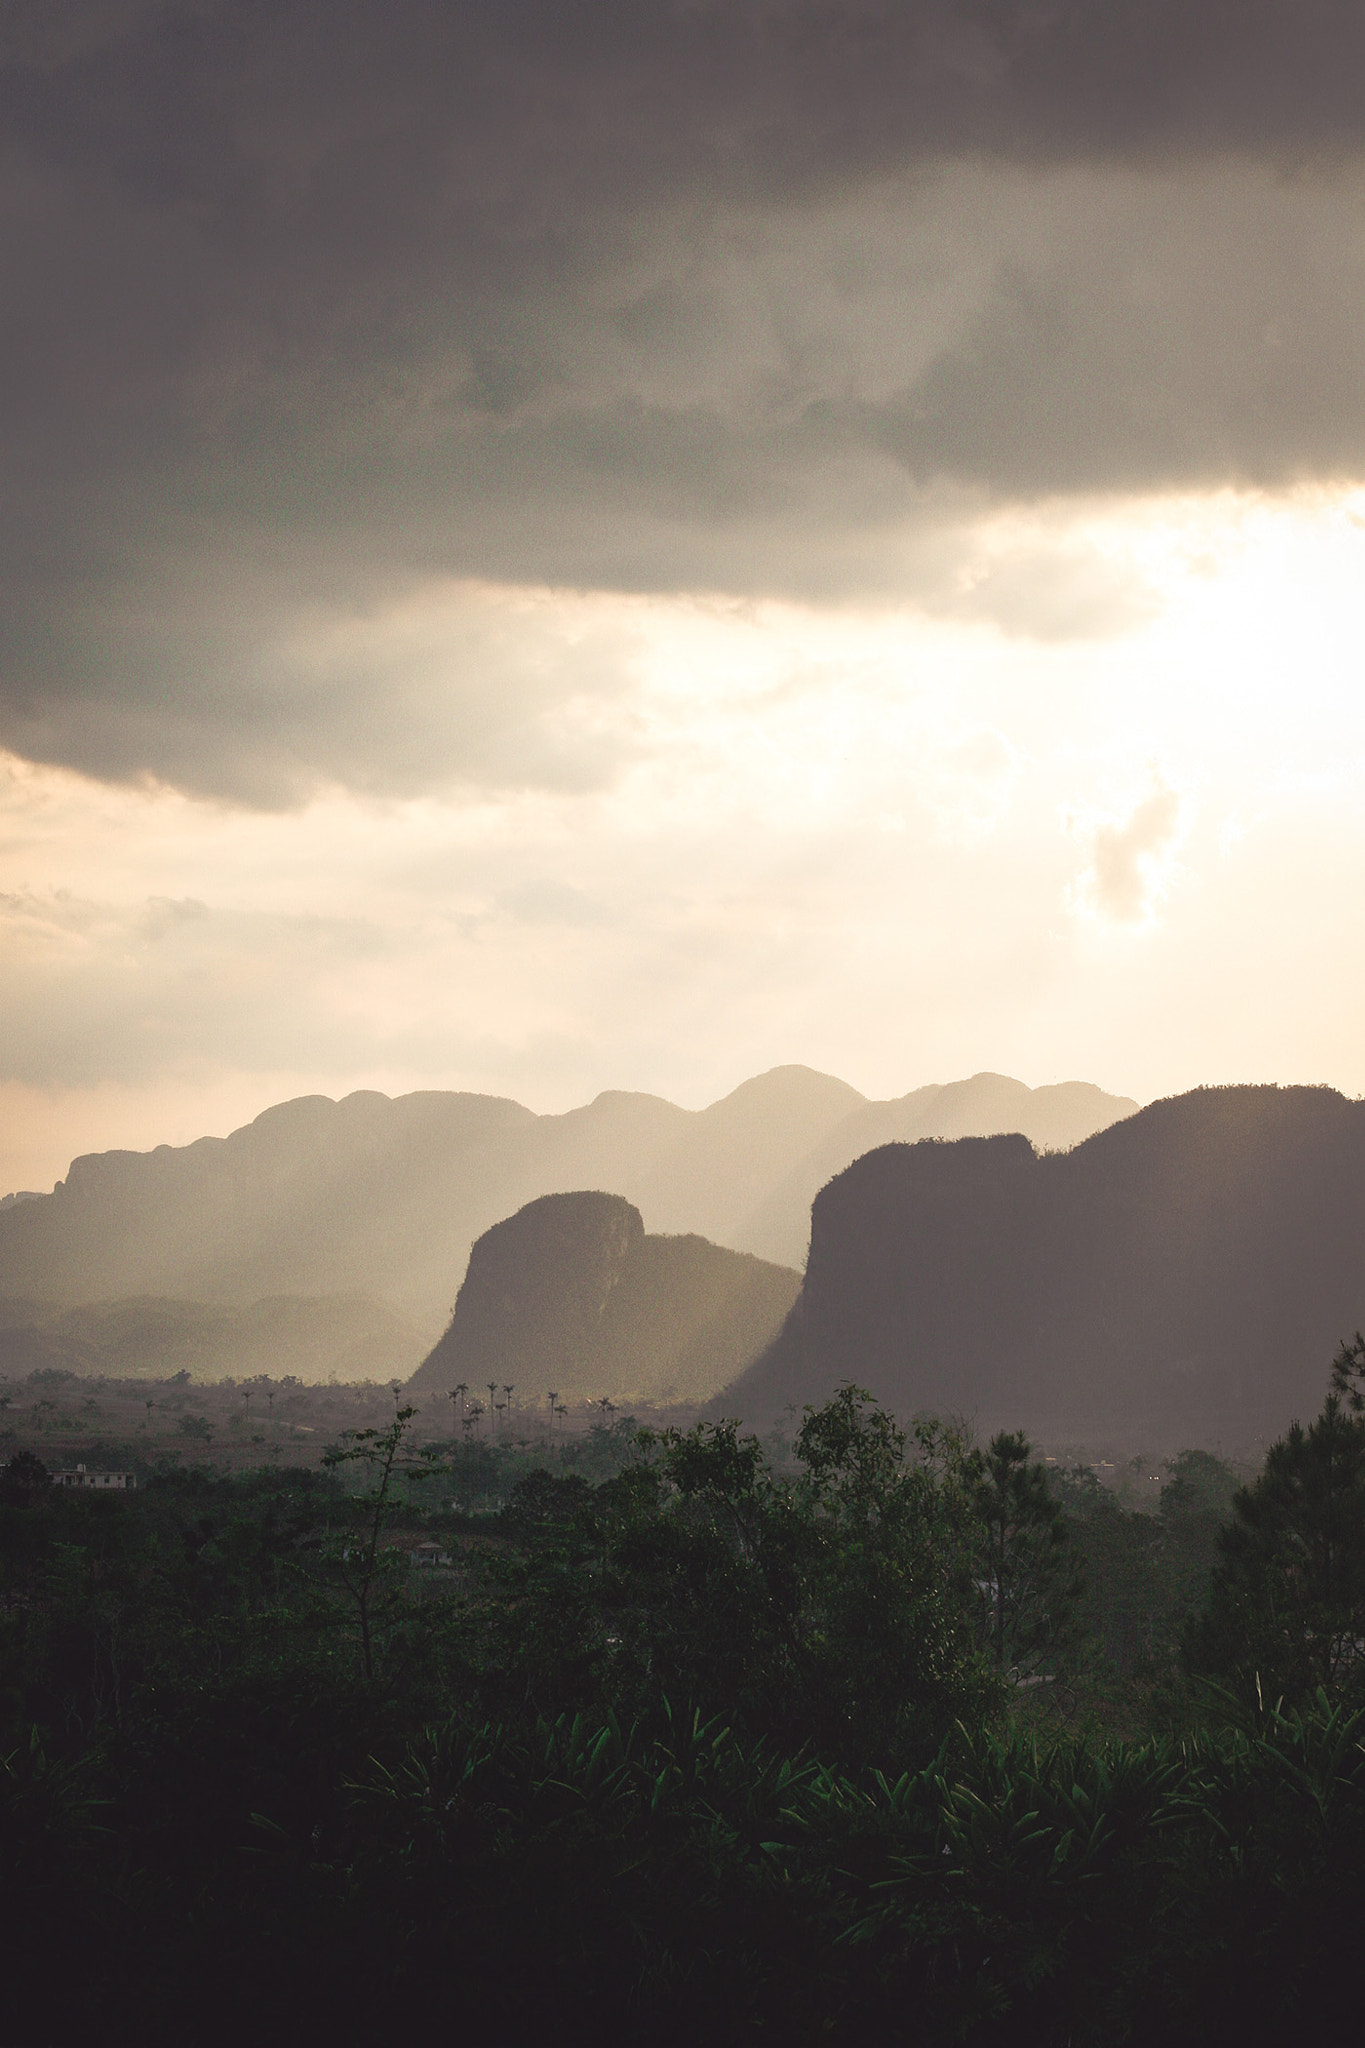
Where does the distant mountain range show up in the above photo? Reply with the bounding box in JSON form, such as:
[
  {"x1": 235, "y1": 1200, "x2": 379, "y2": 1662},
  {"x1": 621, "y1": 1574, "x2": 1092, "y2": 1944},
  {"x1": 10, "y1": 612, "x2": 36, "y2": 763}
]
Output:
[
  {"x1": 5, "y1": 1077, "x2": 1351, "y2": 1441},
  {"x1": 0, "y1": 1069, "x2": 1135, "y2": 1359},
  {"x1": 410, "y1": 1191, "x2": 802, "y2": 1407},
  {"x1": 715, "y1": 1086, "x2": 1365, "y2": 1453}
]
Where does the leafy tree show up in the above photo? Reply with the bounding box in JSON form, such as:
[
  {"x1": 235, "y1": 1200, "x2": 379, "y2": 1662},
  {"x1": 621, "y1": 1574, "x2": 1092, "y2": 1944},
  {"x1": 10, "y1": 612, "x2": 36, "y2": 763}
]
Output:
[
  {"x1": 475, "y1": 1387, "x2": 996, "y2": 1766},
  {"x1": 968, "y1": 1430, "x2": 1079, "y2": 1671},
  {"x1": 503, "y1": 1467, "x2": 592, "y2": 1536},
  {"x1": 323, "y1": 1405, "x2": 437, "y2": 1680},
  {"x1": 1156, "y1": 1448, "x2": 1241, "y2": 1629},
  {"x1": 1160, "y1": 1449, "x2": 1241, "y2": 1525},
  {"x1": 0, "y1": 1450, "x2": 51, "y2": 1504},
  {"x1": 1051, "y1": 1465, "x2": 1162, "y2": 1673},
  {"x1": 1188, "y1": 1364, "x2": 1365, "y2": 1702},
  {"x1": 791, "y1": 1389, "x2": 997, "y2": 1757},
  {"x1": 1329, "y1": 1329, "x2": 1365, "y2": 1410}
]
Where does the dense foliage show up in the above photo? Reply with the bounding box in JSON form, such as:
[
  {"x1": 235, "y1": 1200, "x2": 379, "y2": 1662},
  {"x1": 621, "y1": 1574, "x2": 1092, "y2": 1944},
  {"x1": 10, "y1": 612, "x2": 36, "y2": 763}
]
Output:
[{"x1": 5, "y1": 1373, "x2": 1365, "y2": 2043}]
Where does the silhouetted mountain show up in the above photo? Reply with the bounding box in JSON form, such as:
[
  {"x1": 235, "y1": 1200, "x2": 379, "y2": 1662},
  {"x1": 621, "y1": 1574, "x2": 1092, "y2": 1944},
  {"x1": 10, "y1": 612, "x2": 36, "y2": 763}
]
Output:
[
  {"x1": 410, "y1": 1191, "x2": 802, "y2": 1405},
  {"x1": 0, "y1": 1292, "x2": 426, "y2": 1384},
  {"x1": 0, "y1": 1069, "x2": 1133, "y2": 1369},
  {"x1": 715, "y1": 1086, "x2": 1365, "y2": 1451},
  {"x1": 626, "y1": 1067, "x2": 866, "y2": 1245},
  {"x1": 732, "y1": 1074, "x2": 1137, "y2": 1267}
]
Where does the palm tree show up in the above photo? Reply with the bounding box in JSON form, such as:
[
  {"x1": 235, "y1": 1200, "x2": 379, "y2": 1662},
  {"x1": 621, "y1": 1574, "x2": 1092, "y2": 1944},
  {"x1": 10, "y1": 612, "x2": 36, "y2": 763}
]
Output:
[
  {"x1": 323, "y1": 1404, "x2": 418, "y2": 1682},
  {"x1": 547, "y1": 1389, "x2": 560, "y2": 1433},
  {"x1": 487, "y1": 1382, "x2": 497, "y2": 1438}
]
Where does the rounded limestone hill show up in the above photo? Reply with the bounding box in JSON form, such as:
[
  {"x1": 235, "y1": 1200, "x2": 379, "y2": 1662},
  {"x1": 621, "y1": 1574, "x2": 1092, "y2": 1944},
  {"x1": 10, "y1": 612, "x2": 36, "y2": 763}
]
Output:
[{"x1": 409, "y1": 1190, "x2": 801, "y2": 1406}]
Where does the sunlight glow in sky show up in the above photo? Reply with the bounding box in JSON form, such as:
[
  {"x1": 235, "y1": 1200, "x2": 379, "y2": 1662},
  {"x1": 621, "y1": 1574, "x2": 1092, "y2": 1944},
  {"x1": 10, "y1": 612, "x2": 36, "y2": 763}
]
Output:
[{"x1": 4, "y1": 484, "x2": 1363, "y2": 1194}]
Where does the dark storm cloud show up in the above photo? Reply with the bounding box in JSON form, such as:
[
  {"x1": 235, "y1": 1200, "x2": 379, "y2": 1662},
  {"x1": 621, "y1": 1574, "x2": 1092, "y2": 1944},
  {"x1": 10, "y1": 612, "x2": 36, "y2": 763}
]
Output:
[
  {"x1": 8, "y1": 2, "x2": 1365, "y2": 204},
  {"x1": 4, "y1": 1, "x2": 1365, "y2": 800}
]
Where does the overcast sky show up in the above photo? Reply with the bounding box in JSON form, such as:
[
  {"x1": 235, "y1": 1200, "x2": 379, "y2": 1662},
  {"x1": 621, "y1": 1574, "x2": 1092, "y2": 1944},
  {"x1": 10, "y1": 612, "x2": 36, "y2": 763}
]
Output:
[{"x1": 4, "y1": 0, "x2": 1365, "y2": 1192}]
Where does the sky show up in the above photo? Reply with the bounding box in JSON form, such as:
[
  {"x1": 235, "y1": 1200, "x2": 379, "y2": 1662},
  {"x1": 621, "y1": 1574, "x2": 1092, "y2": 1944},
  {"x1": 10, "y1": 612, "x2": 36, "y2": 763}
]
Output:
[{"x1": 4, "y1": 0, "x2": 1365, "y2": 1194}]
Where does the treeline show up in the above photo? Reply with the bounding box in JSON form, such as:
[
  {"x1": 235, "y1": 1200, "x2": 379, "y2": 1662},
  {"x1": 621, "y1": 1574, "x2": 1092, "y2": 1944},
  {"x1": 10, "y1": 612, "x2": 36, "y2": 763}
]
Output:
[{"x1": 4, "y1": 1362, "x2": 1365, "y2": 2043}]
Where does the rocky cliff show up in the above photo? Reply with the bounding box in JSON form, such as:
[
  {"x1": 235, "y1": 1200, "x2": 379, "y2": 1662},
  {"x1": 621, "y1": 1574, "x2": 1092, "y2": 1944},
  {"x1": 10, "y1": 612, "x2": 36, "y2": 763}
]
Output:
[
  {"x1": 715, "y1": 1086, "x2": 1365, "y2": 1450},
  {"x1": 410, "y1": 1190, "x2": 802, "y2": 1405}
]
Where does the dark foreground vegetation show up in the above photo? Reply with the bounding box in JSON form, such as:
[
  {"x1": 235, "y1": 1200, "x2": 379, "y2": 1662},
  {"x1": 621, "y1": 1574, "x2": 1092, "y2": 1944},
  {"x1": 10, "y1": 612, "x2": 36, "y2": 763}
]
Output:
[{"x1": 6, "y1": 1351, "x2": 1365, "y2": 2045}]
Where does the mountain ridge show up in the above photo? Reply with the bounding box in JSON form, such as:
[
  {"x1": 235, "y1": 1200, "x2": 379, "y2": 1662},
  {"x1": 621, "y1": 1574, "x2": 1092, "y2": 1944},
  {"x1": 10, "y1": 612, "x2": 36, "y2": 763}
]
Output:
[{"x1": 0, "y1": 1067, "x2": 1136, "y2": 1344}]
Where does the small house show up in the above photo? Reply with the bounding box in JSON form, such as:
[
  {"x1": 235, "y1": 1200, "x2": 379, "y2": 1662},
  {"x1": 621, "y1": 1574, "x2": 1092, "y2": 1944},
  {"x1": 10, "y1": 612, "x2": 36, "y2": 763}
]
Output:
[{"x1": 51, "y1": 1463, "x2": 136, "y2": 1491}]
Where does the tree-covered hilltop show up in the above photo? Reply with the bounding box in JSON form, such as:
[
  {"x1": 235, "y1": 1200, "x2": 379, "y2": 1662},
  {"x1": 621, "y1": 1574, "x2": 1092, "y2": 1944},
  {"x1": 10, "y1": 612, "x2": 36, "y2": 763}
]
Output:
[{"x1": 5, "y1": 1365, "x2": 1365, "y2": 2044}]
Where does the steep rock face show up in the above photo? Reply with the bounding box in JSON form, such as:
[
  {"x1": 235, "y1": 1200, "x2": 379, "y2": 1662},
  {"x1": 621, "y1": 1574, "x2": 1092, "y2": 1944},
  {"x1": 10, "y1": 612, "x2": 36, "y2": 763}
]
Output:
[
  {"x1": 410, "y1": 1191, "x2": 801, "y2": 1404},
  {"x1": 598, "y1": 1233, "x2": 804, "y2": 1402},
  {"x1": 413, "y1": 1192, "x2": 643, "y2": 1400},
  {"x1": 715, "y1": 1087, "x2": 1365, "y2": 1449}
]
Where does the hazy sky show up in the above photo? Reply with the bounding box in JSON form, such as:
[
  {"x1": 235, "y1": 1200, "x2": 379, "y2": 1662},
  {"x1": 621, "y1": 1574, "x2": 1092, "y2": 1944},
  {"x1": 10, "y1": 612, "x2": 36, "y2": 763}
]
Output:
[{"x1": 4, "y1": 1, "x2": 1365, "y2": 1193}]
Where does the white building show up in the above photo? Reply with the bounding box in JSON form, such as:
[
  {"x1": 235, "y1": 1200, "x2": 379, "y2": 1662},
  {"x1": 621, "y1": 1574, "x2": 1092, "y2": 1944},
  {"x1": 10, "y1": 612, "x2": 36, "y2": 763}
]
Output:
[{"x1": 51, "y1": 1463, "x2": 136, "y2": 1491}]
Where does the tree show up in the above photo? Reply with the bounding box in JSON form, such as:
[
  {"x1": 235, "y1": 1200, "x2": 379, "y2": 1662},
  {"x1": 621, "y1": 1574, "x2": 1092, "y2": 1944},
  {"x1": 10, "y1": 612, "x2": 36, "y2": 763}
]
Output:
[
  {"x1": 0, "y1": 1449, "x2": 50, "y2": 1504},
  {"x1": 323, "y1": 1405, "x2": 426, "y2": 1681},
  {"x1": 481, "y1": 1386, "x2": 996, "y2": 1765},
  {"x1": 1053, "y1": 1464, "x2": 1164, "y2": 1672},
  {"x1": 1329, "y1": 1330, "x2": 1365, "y2": 1411},
  {"x1": 1161, "y1": 1448, "x2": 1241, "y2": 1526},
  {"x1": 968, "y1": 1430, "x2": 1079, "y2": 1672},
  {"x1": 1156, "y1": 1448, "x2": 1241, "y2": 1630},
  {"x1": 1188, "y1": 1361, "x2": 1365, "y2": 1701},
  {"x1": 790, "y1": 1388, "x2": 999, "y2": 1757}
]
